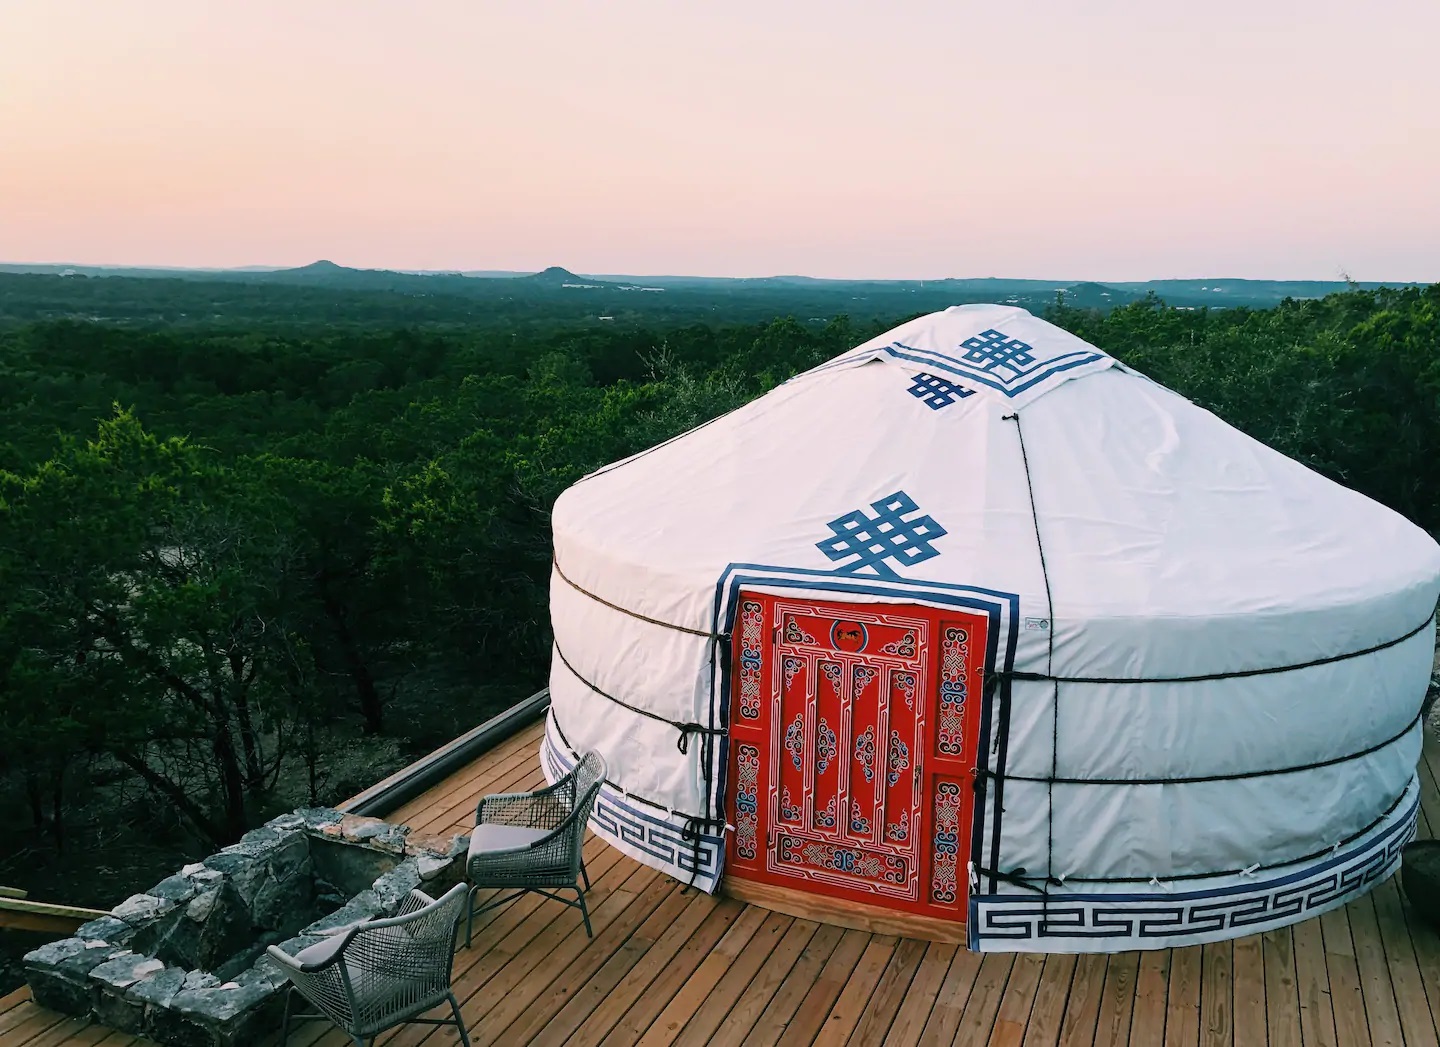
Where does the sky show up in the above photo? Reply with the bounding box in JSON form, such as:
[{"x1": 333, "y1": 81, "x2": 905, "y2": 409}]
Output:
[{"x1": 2, "y1": 1, "x2": 1437, "y2": 281}]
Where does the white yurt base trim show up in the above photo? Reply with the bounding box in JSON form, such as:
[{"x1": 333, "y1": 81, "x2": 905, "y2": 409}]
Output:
[
  {"x1": 542, "y1": 710, "x2": 725, "y2": 893},
  {"x1": 968, "y1": 774, "x2": 1419, "y2": 952}
]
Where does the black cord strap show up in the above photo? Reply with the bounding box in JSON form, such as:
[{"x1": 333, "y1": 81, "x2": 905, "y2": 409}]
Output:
[
  {"x1": 1007, "y1": 411, "x2": 1061, "y2": 917},
  {"x1": 553, "y1": 556, "x2": 728, "y2": 640},
  {"x1": 974, "y1": 708, "x2": 1422, "y2": 788},
  {"x1": 548, "y1": 708, "x2": 716, "y2": 827},
  {"x1": 552, "y1": 641, "x2": 724, "y2": 754},
  {"x1": 992, "y1": 612, "x2": 1434, "y2": 686}
]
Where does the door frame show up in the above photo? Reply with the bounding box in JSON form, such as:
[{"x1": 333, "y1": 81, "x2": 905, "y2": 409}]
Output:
[{"x1": 723, "y1": 590, "x2": 993, "y2": 927}]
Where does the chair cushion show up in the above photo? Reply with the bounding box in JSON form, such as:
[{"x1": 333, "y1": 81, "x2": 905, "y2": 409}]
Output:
[
  {"x1": 469, "y1": 822, "x2": 551, "y2": 858},
  {"x1": 292, "y1": 928, "x2": 361, "y2": 968}
]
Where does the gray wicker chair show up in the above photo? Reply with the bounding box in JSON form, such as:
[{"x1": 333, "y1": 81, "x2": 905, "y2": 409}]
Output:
[
  {"x1": 465, "y1": 749, "x2": 606, "y2": 946},
  {"x1": 265, "y1": 882, "x2": 470, "y2": 1047}
]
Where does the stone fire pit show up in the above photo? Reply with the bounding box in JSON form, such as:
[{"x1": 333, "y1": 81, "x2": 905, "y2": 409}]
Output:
[{"x1": 23, "y1": 808, "x2": 467, "y2": 1047}]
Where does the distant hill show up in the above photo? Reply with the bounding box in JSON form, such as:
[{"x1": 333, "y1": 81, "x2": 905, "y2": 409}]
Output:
[
  {"x1": 521, "y1": 266, "x2": 617, "y2": 288},
  {"x1": 0, "y1": 259, "x2": 1428, "y2": 327}
]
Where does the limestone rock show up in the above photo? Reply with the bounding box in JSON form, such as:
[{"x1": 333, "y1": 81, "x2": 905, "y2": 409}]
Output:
[
  {"x1": 75, "y1": 915, "x2": 136, "y2": 946},
  {"x1": 113, "y1": 893, "x2": 176, "y2": 924},
  {"x1": 372, "y1": 859, "x2": 423, "y2": 912}
]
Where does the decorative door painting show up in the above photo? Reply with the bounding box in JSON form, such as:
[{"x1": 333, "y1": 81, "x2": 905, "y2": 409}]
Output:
[{"x1": 727, "y1": 595, "x2": 988, "y2": 922}]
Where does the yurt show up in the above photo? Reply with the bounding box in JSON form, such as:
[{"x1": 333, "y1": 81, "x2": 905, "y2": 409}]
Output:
[{"x1": 541, "y1": 304, "x2": 1440, "y2": 953}]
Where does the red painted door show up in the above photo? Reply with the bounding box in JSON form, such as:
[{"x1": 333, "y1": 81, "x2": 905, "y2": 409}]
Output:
[{"x1": 727, "y1": 594, "x2": 989, "y2": 921}]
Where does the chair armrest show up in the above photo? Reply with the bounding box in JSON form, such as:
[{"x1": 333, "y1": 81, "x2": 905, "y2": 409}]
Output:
[{"x1": 265, "y1": 930, "x2": 355, "y2": 975}]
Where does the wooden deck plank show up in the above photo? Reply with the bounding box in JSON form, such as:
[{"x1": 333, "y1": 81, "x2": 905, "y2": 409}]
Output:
[
  {"x1": 1021, "y1": 954, "x2": 1078, "y2": 1047},
  {"x1": 700, "y1": 917, "x2": 820, "y2": 1047},
  {"x1": 373, "y1": 841, "x2": 635, "y2": 1047},
  {"x1": 1231, "y1": 935, "x2": 1266, "y2": 1047},
  {"x1": 482, "y1": 875, "x2": 686, "y2": 1046},
  {"x1": 987, "y1": 952, "x2": 1047, "y2": 1047},
  {"x1": 1347, "y1": 893, "x2": 1406, "y2": 1047},
  {"x1": 953, "y1": 953, "x2": 1017, "y2": 1047},
  {"x1": 1092, "y1": 952, "x2": 1139, "y2": 1047},
  {"x1": 540, "y1": 889, "x2": 729, "y2": 1047},
  {"x1": 629, "y1": 906, "x2": 775, "y2": 1047},
  {"x1": 1199, "y1": 942, "x2": 1233, "y2": 1047},
  {"x1": 389, "y1": 724, "x2": 543, "y2": 830},
  {"x1": 457, "y1": 865, "x2": 668, "y2": 1047},
  {"x1": 1402, "y1": 887, "x2": 1440, "y2": 1047},
  {"x1": 774, "y1": 928, "x2": 871, "y2": 1047},
  {"x1": 406, "y1": 759, "x2": 544, "y2": 836},
  {"x1": 1, "y1": 987, "x2": 31, "y2": 1018},
  {"x1": 1291, "y1": 916, "x2": 1338, "y2": 1047},
  {"x1": 1163, "y1": 946, "x2": 1201, "y2": 1047},
  {"x1": 1057, "y1": 954, "x2": 1109, "y2": 1047},
  {"x1": 914, "y1": 946, "x2": 983, "y2": 1047},
  {"x1": 18, "y1": 1016, "x2": 112, "y2": 1047},
  {"x1": 1263, "y1": 928, "x2": 1303, "y2": 1047},
  {"x1": 883, "y1": 942, "x2": 958, "y2": 1047},
  {"x1": 1321, "y1": 907, "x2": 1372, "y2": 1047},
  {"x1": 0, "y1": 1009, "x2": 67, "y2": 1045},
  {"x1": 659, "y1": 910, "x2": 793, "y2": 1047},
  {"x1": 809, "y1": 935, "x2": 898, "y2": 1047},
  {"x1": 845, "y1": 936, "x2": 928, "y2": 1045},
  {"x1": 595, "y1": 900, "x2": 749, "y2": 1047},
  {"x1": 1130, "y1": 950, "x2": 1170, "y2": 1046},
  {"x1": 386, "y1": 722, "x2": 542, "y2": 825},
  {"x1": 402, "y1": 747, "x2": 544, "y2": 834},
  {"x1": 741, "y1": 923, "x2": 847, "y2": 1047},
  {"x1": 1369, "y1": 878, "x2": 1439, "y2": 1047}
]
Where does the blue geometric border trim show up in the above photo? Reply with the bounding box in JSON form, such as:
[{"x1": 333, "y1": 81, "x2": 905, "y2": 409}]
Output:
[
  {"x1": 878, "y1": 340, "x2": 1107, "y2": 399},
  {"x1": 542, "y1": 711, "x2": 723, "y2": 893},
  {"x1": 968, "y1": 778, "x2": 1419, "y2": 952}
]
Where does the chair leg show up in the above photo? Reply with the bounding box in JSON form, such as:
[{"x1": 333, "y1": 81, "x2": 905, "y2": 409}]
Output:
[
  {"x1": 449, "y1": 991, "x2": 471, "y2": 1047},
  {"x1": 576, "y1": 886, "x2": 593, "y2": 938},
  {"x1": 464, "y1": 884, "x2": 476, "y2": 949},
  {"x1": 279, "y1": 987, "x2": 293, "y2": 1047},
  {"x1": 580, "y1": 858, "x2": 591, "y2": 892}
]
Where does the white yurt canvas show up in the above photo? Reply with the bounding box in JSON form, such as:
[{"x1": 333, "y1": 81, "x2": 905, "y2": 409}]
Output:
[{"x1": 541, "y1": 304, "x2": 1440, "y2": 952}]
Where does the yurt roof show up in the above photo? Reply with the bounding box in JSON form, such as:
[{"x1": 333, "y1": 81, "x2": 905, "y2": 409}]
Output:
[{"x1": 552, "y1": 305, "x2": 1440, "y2": 679}]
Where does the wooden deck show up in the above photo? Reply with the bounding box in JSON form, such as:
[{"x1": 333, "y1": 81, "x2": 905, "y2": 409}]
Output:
[{"x1": 7, "y1": 720, "x2": 1440, "y2": 1046}]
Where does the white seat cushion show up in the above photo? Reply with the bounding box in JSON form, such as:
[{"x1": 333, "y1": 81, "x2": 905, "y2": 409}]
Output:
[{"x1": 468, "y1": 823, "x2": 551, "y2": 858}]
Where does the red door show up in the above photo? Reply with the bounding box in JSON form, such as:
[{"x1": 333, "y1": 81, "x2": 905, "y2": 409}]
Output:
[{"x1": 727, "y1": 594, "x2": 988, "y2": 921}]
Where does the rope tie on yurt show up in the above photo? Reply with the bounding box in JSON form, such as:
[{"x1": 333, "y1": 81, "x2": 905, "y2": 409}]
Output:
[
  {"x1": 1006, "y1": 411, "x2": 1060, "y2": 928},
  {"x1": 552, "y1": 556, "x2": 730, "y2": 640},
  {"x1": 548, "y1": 709, "x2": 721, "y2": 890},
  {"x1": 551, "y1": 642, "x2": 725, "y2": 755}
]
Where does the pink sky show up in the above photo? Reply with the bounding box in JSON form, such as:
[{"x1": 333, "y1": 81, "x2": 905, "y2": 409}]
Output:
[{"x1": 2, "y1": 1, "x2": 1437, "y2": 281}]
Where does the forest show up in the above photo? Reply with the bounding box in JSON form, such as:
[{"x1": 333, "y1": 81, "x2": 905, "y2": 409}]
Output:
[{"x1": 1, "y1": 278, "x2": 1438, "y2": 990}]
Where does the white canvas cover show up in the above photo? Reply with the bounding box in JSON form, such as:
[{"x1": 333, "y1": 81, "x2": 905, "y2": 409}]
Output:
[{"x1": 543, "y1": 304, "x2": 1440, "y2": 951}]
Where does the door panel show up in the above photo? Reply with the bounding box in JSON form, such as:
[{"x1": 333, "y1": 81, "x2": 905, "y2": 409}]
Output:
[{"x1": 726, "y1": 593, "x2": 989, "y2": 922}]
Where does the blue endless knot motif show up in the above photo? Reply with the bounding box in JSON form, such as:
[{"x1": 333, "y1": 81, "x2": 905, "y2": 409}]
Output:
[
  {"x1": 908, "y1": 372, "x2": 973, "y2": 410},
  {"x1": 958, "y1": 329, "x2": 1037, "y2": 376},
  {"x1": 816, "y1": 491, "x2": 947, "y2": 578}
]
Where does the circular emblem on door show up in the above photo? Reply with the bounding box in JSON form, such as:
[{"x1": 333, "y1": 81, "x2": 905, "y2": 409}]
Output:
[{"x1": 830, "y1": 620, "x2": 869, "y2": 653}]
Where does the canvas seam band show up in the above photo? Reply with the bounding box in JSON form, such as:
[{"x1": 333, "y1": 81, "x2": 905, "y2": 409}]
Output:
[
  {"x1": 552, "y1": 641, "x2": 725, "y2": 753},
  {"x1": 973, "y1": 708, "x2": 1421, "y2": 788},
  {"x1": 553, "y1": 556, "x2": 728, "y2": 640},
  {"x1": 991, "y1": 610, "x2": 1435, "y2": 686},
  {"x1": 975, "y1": 782, "x2": 1412, "y2": 888}
]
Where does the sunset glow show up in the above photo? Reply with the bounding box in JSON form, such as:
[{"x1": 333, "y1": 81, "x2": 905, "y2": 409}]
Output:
[{"x1": 2, "y1": 0, "x2": 1437, "y2": 279}]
